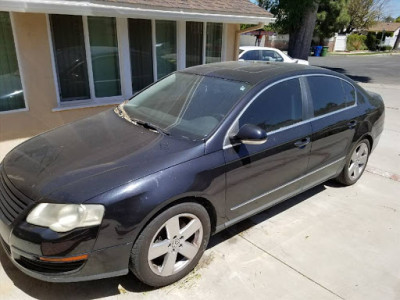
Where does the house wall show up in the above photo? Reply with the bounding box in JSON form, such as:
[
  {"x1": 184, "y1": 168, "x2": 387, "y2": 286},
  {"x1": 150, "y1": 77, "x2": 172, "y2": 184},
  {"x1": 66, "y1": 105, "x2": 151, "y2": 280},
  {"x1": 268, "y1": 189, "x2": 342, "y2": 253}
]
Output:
[{"x1": 0, "y1": 13, "x2": 239, "y2": 160}]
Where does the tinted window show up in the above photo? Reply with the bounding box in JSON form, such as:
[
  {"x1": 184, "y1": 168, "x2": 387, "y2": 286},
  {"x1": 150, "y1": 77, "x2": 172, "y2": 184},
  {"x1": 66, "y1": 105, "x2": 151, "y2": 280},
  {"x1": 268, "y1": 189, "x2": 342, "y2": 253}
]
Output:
[
  {"x1": 341, "y1": 81, "x2": 356, "y2": 106},
  {"x1": 242, "y1": 50, "x2": 259, "y2": 60},
  {"x1": 308, "y1": 76, "x2": 346, "y2": 117},
  {"x1": 261, "y1": 50, "x2": 283, "y2": 62},
  {"x1": 239, "y1": 78, "x2": 302, "y2": 132}
]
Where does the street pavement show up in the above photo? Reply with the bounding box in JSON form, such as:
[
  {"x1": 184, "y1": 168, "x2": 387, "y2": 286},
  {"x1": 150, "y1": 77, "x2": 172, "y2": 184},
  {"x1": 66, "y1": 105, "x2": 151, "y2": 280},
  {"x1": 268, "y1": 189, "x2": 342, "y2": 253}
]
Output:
[{"x1": 1, "y1": 56, "x2": 400, "y2": 299}]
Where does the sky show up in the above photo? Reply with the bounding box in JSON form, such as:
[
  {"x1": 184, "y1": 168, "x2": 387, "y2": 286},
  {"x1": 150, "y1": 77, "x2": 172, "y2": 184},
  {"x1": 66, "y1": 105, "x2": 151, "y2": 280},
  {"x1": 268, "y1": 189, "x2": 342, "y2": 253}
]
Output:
[
  {"x1": 249, "y1": 0, "x2": 400, "y2": 18},
  {"x1": 386, "y1": 0, "x2": 400, "y2": 18}
]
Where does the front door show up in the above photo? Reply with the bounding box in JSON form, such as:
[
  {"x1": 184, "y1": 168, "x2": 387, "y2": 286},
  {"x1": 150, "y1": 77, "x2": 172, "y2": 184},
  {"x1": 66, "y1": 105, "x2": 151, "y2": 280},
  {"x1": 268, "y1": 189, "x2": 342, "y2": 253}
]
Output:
[{"x1": 224, "y1": 78, "x2": 311, "y2": 221}]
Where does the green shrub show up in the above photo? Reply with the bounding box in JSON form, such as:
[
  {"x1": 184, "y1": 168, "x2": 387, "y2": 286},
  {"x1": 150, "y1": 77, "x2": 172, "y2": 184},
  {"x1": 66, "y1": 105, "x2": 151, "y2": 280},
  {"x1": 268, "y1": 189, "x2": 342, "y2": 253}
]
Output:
[
  {"x1": 366, "y1": 32, "x2": 378, "y2": 50},
  {"x1": 346, "y1": 34, "x2": 367, "y2": 51},
  {"x1": 379, "y1": 45, "x2": 392, "y2": 51}
]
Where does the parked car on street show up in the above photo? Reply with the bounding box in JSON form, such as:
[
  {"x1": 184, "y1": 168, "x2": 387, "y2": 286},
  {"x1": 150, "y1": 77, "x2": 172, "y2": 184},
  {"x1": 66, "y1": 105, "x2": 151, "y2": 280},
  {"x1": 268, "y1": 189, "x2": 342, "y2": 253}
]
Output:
[
  {"x1": 239, "y1": 46, "x2": 309, "y2": 65},
  {"x1": 0, "y1": 61, "x2": 384, "y2": 287}
]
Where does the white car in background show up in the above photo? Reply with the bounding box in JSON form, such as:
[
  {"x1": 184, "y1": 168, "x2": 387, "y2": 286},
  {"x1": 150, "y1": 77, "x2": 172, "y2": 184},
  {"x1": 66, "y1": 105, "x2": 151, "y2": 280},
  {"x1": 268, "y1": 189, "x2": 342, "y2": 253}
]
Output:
[{"x1": 239, "y1": 46, "x2": 309, "y2": 65}]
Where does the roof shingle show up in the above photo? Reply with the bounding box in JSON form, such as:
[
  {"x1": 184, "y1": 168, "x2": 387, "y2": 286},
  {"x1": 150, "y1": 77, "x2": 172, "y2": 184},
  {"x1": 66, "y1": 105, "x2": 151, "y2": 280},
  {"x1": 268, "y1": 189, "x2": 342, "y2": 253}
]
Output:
[
  {"x1": 368, "y1": 22, "x2": 400, "y2": 32},
  {"x1": 96, "y1": 0, "x2": 273, "y2": 17}
]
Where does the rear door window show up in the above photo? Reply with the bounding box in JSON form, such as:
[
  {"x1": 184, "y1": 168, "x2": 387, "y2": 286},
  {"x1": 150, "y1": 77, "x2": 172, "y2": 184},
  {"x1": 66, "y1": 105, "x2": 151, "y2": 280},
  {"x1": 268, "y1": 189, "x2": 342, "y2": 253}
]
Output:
[{"x1": 307, "y1": 76, "x2": 348, "y2": 117}]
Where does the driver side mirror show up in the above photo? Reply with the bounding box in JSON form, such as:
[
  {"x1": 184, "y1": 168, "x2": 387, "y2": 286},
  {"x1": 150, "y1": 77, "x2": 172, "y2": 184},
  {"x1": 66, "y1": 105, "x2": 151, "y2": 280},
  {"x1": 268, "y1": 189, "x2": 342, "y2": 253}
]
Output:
[{"x1": 232, "y1": 124, "x2": 267, "y2": 145}]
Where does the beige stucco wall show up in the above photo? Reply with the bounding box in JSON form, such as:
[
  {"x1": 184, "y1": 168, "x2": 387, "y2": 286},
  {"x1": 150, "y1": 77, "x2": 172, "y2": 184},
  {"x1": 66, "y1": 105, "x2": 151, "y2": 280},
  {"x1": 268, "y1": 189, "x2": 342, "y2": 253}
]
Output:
[
  {"x1": 226, "y1": 23, "x2": 240, "y2": 61},
  {"x1": 0, "y1": 12, "x2": 240, "y2": 160}
]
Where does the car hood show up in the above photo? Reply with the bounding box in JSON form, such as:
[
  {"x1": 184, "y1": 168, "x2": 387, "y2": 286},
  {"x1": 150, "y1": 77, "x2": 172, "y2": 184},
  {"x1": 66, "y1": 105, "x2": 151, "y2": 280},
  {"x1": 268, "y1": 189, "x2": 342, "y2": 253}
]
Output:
[{"x1": 3, "y1": 109, "x2": 204, "y2": 203}]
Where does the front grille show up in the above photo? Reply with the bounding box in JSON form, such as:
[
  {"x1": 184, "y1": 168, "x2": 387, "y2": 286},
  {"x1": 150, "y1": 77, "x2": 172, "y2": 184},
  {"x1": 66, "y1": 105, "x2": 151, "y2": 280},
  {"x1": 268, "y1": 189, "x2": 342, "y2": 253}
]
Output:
[
  {"x1": 0, "y1": 171, "x2": 33, "y2": 224},
  {"x1": 17, "y1": 256, "x2": 85, "y2": 274},
  {"x1": 0, "y1": 236, "x2": 11, "y2": 256}
]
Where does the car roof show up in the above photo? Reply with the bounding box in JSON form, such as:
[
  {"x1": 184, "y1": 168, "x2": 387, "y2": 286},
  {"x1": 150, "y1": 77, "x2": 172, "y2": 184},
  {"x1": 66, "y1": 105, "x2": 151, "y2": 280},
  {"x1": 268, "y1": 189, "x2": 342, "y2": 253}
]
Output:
[{"x1": 181, "y1": 61, "x2": 341, "y2": 86}]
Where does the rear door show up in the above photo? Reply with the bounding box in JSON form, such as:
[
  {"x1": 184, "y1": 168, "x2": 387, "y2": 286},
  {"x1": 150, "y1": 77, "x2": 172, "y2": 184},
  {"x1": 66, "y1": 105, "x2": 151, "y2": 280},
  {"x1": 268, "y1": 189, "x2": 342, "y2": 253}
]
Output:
[{"x1": 303, "y1": 75, "x2": 359, "y2": 188}]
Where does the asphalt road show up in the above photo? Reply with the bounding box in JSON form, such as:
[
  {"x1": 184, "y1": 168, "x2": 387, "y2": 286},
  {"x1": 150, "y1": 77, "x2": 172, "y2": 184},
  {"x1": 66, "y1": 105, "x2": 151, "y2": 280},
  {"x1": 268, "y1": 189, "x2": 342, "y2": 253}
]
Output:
[{"x1": 309, "y1": 54, "x2": 400, "y2": 85}]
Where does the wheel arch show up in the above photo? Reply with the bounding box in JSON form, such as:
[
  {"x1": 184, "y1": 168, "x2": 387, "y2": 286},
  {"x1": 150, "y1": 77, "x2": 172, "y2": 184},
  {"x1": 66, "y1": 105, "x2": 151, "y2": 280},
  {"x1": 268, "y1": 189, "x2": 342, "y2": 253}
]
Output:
[{"x1": 132, "y1": 196, "x2": 218, "y2": 246}]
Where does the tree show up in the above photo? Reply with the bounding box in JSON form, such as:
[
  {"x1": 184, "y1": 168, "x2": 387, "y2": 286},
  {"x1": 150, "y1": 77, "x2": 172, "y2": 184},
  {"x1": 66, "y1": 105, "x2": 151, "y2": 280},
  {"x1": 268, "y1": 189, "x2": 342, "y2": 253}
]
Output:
[
  {"x1": 396, "y1": 16, "x2": 400, "y2": 22},
  {"x1": 314, "y1": 0, "x2": 350, "y2": 44},
  {"x1": 384, "y1": 16, "x2": 394, "y2": 22},
  {"x1": 345, "y1": 0, "x2": 388, "y2": 32},
  {"x1": 270, "y1": 0, "x2": 320, "y2": 60}
]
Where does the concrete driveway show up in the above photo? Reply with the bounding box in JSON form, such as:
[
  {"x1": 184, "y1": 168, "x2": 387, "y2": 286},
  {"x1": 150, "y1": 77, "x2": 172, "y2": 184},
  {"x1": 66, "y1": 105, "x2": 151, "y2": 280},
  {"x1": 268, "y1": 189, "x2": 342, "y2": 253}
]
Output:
[{"x1": 1, "y1": 59, "x2": 400, "y2": 300}]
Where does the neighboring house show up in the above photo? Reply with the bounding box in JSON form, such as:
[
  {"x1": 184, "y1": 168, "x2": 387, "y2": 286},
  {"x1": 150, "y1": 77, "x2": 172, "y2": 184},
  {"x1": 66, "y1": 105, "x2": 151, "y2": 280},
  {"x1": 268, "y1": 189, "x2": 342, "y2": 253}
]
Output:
[
  {"x1": 368, "y1": 22, "x2": 400, "y2": 49},
  {"x1": 0, "y1": 0, "x2": 273, "y2": 159}
]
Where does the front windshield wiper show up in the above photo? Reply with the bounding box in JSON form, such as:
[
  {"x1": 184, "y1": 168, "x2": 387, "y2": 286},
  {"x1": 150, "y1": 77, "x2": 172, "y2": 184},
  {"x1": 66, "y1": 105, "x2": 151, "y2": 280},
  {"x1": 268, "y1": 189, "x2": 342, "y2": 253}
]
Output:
[
  {"x1": 135, "y1": 119, "x2": 170, "y2": 136},
  {"x1": 114, "y1": 103, "x2": 169, "y2": 136}
]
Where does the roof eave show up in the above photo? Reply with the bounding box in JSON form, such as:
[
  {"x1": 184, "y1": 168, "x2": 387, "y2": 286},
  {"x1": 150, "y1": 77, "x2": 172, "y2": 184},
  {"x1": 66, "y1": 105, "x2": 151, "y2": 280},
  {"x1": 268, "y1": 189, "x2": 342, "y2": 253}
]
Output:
[{"x1": 0, "y1": 0, "x2": 275, "y2": 24}]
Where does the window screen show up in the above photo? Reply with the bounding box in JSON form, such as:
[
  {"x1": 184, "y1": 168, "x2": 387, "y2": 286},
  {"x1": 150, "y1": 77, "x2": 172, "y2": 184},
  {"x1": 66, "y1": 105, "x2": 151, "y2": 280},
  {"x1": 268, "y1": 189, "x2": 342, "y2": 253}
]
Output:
[
  {"x1": 0, "y1": 12, "x2": 25, "y2": 111},
  {"x1": 186, "y1": 22, "x2": 203, "y2": 67},
  {"x1": 206, "y1": 23, "x2": 222, "y2": 64},
  {"x1": 239, "y1": 78, "x2": 303, "y2": 132},
  {"x1": 50, "y1": 14, "x2": 90, "y2": 102},
  {"x1": 156, "y1": 20, "x2": 177, "y2": 79},
  {"x1": 129, "y1": 19, "x2": 154, "y2": 93},
  {"x1": 88, "y1": 16, "x2": 121, "y2": 98}
]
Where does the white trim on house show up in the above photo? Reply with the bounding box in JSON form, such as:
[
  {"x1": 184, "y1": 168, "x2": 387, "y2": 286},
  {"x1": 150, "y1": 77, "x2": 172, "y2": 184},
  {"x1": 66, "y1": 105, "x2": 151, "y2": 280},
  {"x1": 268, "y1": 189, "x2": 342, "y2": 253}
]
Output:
[
  {"x1": 202, "y1": 22, "x2": 207, "y2": 64},
  {"x1": 151, "y1": 19, "x2": 158, "y2": 82},
  {"x1": 116, "y1": 17, "x2": 133, "y2": 99},
  {"x1": 82, "y1": 16, "x2": 96, "y2": 100},
  {"x1": 0, "y1": 0, "x2": 275, "y2": 25},
  {"x1": 176, "y1": 21, "x2": 186, "y2": 71},
  {"x1": 0, "y1": 12, "x2": 30, "y2": 115},
  {"x1": 221, "y1": 23, "x2": 228, "y2": 62}
]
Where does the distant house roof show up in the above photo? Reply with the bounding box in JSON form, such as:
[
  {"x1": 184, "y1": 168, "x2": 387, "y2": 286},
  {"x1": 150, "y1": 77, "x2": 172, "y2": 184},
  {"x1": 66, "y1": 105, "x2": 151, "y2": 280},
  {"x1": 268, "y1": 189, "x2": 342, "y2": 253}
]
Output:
[
  {"x1": 368, "y1": 22, "x2": 400, "y2": 32},
  {"x1": 0, "y1": 0, "x2": 275, "y2": 24}
]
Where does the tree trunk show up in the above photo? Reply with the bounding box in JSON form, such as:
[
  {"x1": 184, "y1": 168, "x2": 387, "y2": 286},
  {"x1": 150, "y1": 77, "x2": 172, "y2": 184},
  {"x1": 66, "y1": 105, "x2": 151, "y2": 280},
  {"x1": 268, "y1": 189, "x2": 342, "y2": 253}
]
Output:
[
  {"x1": 393, "y1": 32, "x2": 400, "y2": 50},
  {"x1": 288, "y1": 2, "x2": 319, "y2": 60}
]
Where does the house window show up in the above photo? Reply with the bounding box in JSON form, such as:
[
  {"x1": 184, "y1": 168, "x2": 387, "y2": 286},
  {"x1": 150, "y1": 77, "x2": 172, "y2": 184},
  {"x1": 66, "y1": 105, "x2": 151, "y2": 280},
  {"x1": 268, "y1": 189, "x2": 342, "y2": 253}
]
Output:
[
  {"x1": 50, "y1": 15, "x2": 90, "y2": 102},
  {"x1": 206, "y1": 23, "x2": 223, "y2": 64},
  {"x1": 88, "y1": 16, "x2": 121, "y2": 98},
  {"x1": 155, "y1": 20, "x2": 177, "y2": 79},
  {"x1": 128, "y1": 19, "x2": 154, "y2": 93},
  {"x1": 186, "y1": 22, "x2": 203, "y2": 68},
  {"x1": 50, "y1": 15, "x2": 122, "y2": 103},
  {"x1": 0, "y1": 12, "x2": 25, "y2": 112},
  {"x1": 186, "y1": 22, "x2": 223, "y2": 67}
]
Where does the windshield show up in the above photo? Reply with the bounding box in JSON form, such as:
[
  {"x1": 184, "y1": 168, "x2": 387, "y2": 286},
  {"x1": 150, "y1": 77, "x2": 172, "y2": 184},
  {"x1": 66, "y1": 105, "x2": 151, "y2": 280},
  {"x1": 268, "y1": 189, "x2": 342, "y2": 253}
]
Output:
[{"x1": 122, "y1": 72, "x2": 252, "y2": 140}]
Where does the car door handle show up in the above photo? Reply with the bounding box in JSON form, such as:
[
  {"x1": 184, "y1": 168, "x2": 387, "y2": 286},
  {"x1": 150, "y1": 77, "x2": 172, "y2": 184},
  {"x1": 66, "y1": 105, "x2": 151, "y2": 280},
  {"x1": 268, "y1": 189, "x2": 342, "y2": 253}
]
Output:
[
  {"x1": 347, "y1": 120, "x2": 357, "y2": 129},
  {"x1": 294, "y1": 137, "x2": 310, "y2": 149}
]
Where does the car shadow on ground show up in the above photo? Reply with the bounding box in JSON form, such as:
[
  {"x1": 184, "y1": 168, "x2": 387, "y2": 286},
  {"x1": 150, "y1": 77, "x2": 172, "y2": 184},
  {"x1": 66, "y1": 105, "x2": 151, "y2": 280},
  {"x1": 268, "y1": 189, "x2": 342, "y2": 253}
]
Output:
[
  {"x1": 0, "y1": 180, "x2": 344, "y2": 299},
  {"x1": 316, "y1": 66, "x2": 372, "y2": 83}
]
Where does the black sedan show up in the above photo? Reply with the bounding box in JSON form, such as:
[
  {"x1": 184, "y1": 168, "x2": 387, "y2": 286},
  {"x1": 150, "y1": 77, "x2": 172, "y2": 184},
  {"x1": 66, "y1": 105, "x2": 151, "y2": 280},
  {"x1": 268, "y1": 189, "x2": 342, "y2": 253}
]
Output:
[{"x1": 0, "y1": 62, "x2": 384, "y2": 287}]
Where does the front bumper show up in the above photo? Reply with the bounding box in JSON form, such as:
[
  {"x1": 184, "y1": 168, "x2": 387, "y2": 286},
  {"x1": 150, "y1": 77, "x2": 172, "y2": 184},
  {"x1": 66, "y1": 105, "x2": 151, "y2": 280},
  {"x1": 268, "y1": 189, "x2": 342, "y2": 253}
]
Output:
[
  {"x1": 0, "y1": 167, "x2": 133, "y2": 282},
  {"x1": 0, "y1": 233, "x2": 131, "y2": 282}
]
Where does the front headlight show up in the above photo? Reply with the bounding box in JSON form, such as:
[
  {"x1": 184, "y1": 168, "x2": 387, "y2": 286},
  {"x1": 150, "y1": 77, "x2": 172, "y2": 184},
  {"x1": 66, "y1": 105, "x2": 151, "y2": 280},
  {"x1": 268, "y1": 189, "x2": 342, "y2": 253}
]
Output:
[{"x1": 27, "y1": 203, "x2": 105, "y2": 233}]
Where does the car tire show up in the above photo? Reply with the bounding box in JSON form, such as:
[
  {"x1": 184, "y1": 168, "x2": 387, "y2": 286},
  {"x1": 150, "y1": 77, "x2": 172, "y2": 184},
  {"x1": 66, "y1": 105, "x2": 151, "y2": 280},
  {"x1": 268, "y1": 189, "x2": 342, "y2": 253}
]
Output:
[
  {"x1": 130, "y1": 202, "x2": 211, "y2": 287},
  {"x1": 336, "y1": 139, "x2": 370, "y2": 186}
]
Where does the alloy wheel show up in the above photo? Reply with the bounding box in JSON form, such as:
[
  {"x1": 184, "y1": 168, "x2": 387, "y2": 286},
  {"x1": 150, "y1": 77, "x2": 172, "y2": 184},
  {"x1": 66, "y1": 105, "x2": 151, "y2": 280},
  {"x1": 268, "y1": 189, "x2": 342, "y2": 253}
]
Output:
[
  {"x1": 348, "y1": 142, "x2": 369, "y2": 181},
  {"x1": 147, "y1": 213, "x2": 203, "y2": 277}
]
